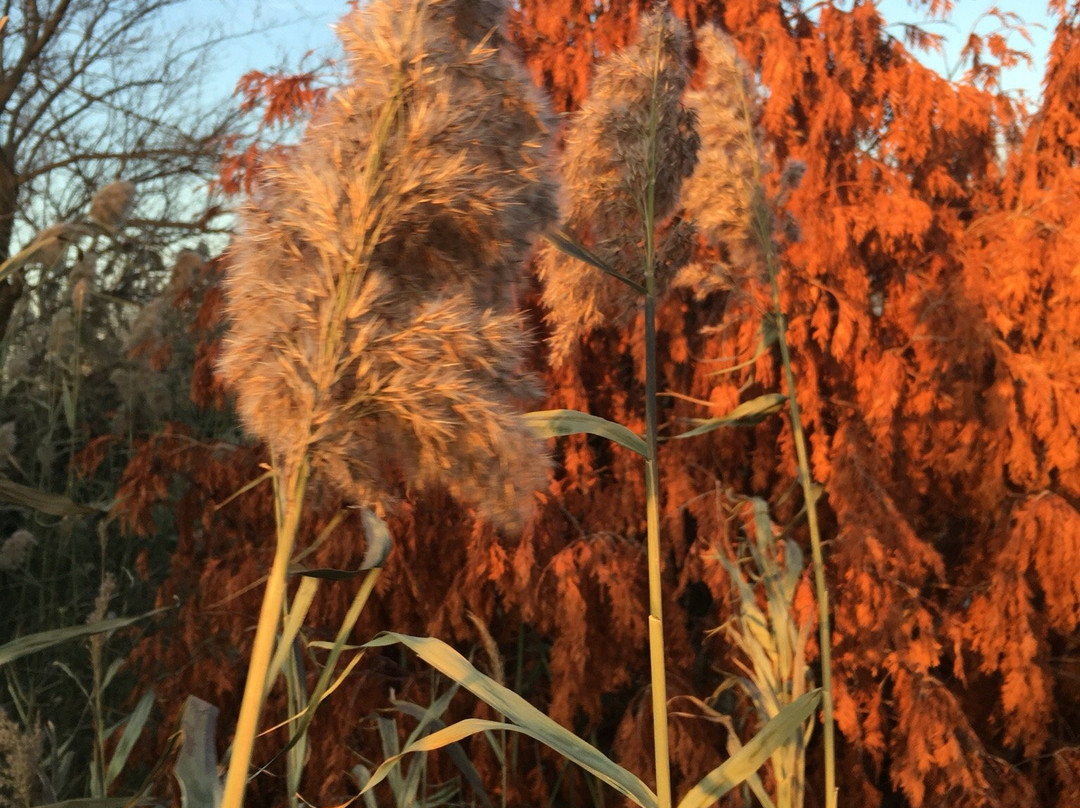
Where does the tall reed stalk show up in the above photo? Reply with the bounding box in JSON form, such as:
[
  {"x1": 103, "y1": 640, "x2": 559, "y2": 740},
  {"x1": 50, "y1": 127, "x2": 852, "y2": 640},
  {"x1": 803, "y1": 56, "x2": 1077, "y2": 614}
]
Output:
[
  {"x1": 222, "y1": 5, "x2": 824, "y2": 807},
  {"x1": 643, "y1": 26, "x2": 673, "y2": 808},
  {"x1": 539, "y1": 10, "x2": 700, "y2": 801},
  {"x1": 681, "y1": 25, "x2": 835, "y2": 806},
  {"x1": 220, "y1": 457, "x2": 310, "y2": 808},
  {"x1": 217, "y1": 2, "x2": 559, "y2": 804}
]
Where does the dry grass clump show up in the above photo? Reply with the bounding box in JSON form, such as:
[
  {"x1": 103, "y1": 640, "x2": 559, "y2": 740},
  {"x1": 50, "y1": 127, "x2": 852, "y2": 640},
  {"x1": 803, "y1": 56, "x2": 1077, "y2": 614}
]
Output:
[
  {"x1": 538, "y1": 8, "x2": 699, "y2": 363},
  {"x1": 219, "y1": 0, "x2": 557, "y2": 528}
]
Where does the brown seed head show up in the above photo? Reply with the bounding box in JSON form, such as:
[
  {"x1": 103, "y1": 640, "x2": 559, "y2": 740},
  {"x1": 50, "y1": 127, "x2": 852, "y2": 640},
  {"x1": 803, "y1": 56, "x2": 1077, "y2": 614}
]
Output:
[
  {"x1": 538, "y1": 8, "x2": 699, "y2": 363},
  {"x1": 676, "y1": 26, "x2": 768, "y2": 298},
  {"x1": 88, "y1": 181, "x2": 136, "y2": 229},
  {"x1": 219, "y1": 0, "x2": 554, "y2": 528},
  {"x1": 0, "y1": 530, "x2": 35, "y2": 572}
]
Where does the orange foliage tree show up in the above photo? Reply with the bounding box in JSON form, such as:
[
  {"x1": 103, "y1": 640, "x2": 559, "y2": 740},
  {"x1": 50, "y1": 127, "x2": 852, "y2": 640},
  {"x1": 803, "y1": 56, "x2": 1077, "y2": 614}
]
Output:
[{"x1": 116, "y1": 1, "x2": 1080, "y2": 807}]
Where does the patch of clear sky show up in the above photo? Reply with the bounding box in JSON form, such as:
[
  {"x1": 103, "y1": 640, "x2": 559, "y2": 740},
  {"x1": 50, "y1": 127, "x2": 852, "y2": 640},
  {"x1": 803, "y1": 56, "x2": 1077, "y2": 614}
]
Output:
[{"x1": 164, "y1": 1, "x2": 1053, "y2": 131}]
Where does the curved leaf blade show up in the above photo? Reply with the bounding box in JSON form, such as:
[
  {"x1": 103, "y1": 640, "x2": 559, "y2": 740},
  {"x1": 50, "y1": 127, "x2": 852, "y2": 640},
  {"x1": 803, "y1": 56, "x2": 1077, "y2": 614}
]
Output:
[
  {"x1": 523, "y1": 410, "x2": 648, "y2": 458},
  {"x1": 677, "y1": 689, "x2": 821, "y2": 808},
  {"x1": 671, "y1": 394, "x2": 787, "y2": 440},
  {"x1": 361, "y1": 718, "x2": 656, "y2": 808},
  {"x1": 0, "y1": 609, "x2": 165, "y2": 667},
  {"x1": 364, "y1": 633, "x2": 657, "y2": 808},
  {"x1": 105, "y1": 689, "x2": 155, "y2": 789}
]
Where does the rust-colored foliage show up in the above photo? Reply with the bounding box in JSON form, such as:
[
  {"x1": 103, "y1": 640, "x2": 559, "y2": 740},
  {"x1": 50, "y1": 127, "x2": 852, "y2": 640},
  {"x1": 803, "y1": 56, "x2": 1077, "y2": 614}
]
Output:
[
  {"x1": 119, "y1": 2, "x2": 1080, "y2": 807},
  {"x1": 217, "y1": 68, "x2": 330, "y2": 195}
]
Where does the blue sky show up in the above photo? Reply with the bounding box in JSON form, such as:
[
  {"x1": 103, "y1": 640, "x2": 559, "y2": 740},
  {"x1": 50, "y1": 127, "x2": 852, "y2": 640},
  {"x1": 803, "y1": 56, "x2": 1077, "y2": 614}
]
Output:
[
  {"x1": 174, "y1": 1, "x2": 1056, "y2": 116},
  {"x1": 877, "y1": 0, "x2": 1054, "y2": 101},
  {"x1": 182, "y1": 1, "x2": 1054, "y2": 94}
]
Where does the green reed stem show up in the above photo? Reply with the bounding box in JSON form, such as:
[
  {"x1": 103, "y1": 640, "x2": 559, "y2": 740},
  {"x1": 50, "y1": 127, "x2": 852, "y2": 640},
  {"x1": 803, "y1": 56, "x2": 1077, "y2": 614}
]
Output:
[
  {"x1": 760, "y1": 213, "x2": 835, "y2": 808},
  {"x1": 643, "y1": 27, "x2": 672, "y2": 808},
  {"x1": 221, "y1": 455, "x2": 311, "y2": 808},
  {"x1": 644, "y1": 290, "x2": 671, "y2": 808}
]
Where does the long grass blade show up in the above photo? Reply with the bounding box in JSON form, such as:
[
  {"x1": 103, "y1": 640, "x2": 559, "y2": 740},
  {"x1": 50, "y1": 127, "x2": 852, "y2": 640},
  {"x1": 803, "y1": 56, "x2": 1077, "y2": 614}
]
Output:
[
  {"x1": 544, "y1": 227, "x2": 645, "y2": 294},
  {"x1": 104, "y1": 690, "x2": 155, "y2": 789},
  {"x1": 265, "y1": 576, "x2": 320, "y2": 695},
  {"x1": 361, "y1": 718, "x2": 656, "y2": 808},
  {"x1": 364, "y1": 633, "x2": 658, "y2": 808},
  {"x1": 0, "y1": 474, "x2": 99, "y2": 516},
  {"x1": 0, "y1": 610, "x2": 166, "y2": 667},
  {"x1": 522, "y1": 410, "x2": 648, "y2": 457},
  {"x1": 676, "y1": 690, "x2": 821, "y2": 808},
  {"x1": 670, "y1": 394, "x2": 787, "y2": 440},
  {"x1": 392, "y1": 699, "x2": 493, "y2": 808}
]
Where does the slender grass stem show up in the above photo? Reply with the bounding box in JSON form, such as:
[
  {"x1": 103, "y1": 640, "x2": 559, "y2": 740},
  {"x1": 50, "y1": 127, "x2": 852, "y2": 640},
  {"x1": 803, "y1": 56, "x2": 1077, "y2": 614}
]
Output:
[
  {"x1": 644, "y1": 293, "x2": 671, "y2": 808},
  {"x1": 764, "y1": 250, "x2": 835, "y2": 808},
  {"x1": 642, "y1": 26, "x2": 672, "y2": 808},
  {"x1": 221, "y1": 454, "x2": 311, "y2": 808},
  {"x1": 729, "y1": 43, "x2": 836, "y2": 797}
]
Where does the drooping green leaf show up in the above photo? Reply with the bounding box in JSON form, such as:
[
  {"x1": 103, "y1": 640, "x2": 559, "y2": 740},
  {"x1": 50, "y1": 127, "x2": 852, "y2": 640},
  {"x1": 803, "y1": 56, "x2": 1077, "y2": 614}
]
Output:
[
  {"x1": 105, "y1": 690, "x2": 155, "y2": 789},
  {"x1": 0, "y1": 610, "x2": 165, "y2": 667},
  {"x1": 671, "y1": 393, "x2": 787, "y2": 440},
  {"x1": 522, "y1": 410, "x2": 648, "y2": 458},
  {"x1": 363, "y1": 633, "x2": 657, "y2": 808},
  {"x1": 676, "y1": 690, "x2": 821, "y2": 808}
]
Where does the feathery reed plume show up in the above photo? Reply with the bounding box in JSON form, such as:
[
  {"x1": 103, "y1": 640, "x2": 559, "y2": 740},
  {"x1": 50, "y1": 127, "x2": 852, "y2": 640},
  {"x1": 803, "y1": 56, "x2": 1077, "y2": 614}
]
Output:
[
  {"x1": 88, "y1": 181, "x2": 136, "y2": 230},
  {"x1": 220, "y1": 0, "x2": 556, "y2": 528},
  {"x1": 70, "y1": 251, "x2": 96, "y2": 317},
  {"x1": 166, "y1": 249, "x2": 204, "y2": 297},
  {"x1": 334, "y1": 0, "x2": 559, "y2": 310},
  {"x1": 28, "y1": 223, "x2": 73, "y2": 267},
  {"x1": 0, "y1": 529, "x2": 36, "y2": 571},
  {"x1": 676, "y1": 26, "x2": 766, "y2": 298},
  {"x1": 0, "y1": 709, "x2": 38, "y2": 806},
  {"x1": 537, "y1": 8, "x2": 699, "y2": 363},
  {"x1": 220, "y1": 5, "x2": 556, "y2": 803}
]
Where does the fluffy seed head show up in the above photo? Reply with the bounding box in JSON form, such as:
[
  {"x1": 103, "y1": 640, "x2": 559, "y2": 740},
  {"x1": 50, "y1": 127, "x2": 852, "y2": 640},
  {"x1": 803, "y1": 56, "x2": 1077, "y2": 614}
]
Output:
[
  {"x1": 219, "y1": 0, "x2": 555, "y2": 528},
  {"x1": 88, "y1": 181, "x2": 136, "y2": 229},
  {"x1": 676, "y1": 26, "x2": 768, "y2": 298},
  {"x1": 538, "y1": 8, "x2": 699, "y2": 363},
  {"x1": 0, "y1": 530, "x2": 36, "y2": 572},
  {"x1": 168, "y1": 249, "x2": 205, "y2": 296},
  {"x1": 70, "y1": 250, "x2": 97, "y2": 316}
]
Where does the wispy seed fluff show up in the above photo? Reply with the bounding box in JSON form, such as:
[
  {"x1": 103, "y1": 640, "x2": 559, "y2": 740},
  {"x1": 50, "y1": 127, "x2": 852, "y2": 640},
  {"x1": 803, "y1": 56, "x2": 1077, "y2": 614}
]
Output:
[
  {"x1": 538, "y1": 9, "x2": 699, "y2": 364},
  {"x1": 218, "y1": 0, "x2": 557, "y2": 529},
  {"x1": 676, "y1": 27, "x2": 768, "y2": 298},
  {"x1": 88, "y1": 181, "x2": 136, "y2": 230},
  {"x1": 0, "y1": 530, "x2": 36, "y2": 572}
]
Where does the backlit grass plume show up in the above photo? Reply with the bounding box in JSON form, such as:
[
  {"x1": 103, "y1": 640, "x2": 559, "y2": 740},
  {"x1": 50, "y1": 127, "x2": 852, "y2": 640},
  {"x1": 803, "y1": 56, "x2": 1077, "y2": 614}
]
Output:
[
  {"x1": 538, "y1": 8, "x2": 699, "y2": 363},
  {"x1": 218, "y1": 2, "x2": 557, "y2": 805},
  {"x1": 676, "y1": 26, "x2": 767, "y2": 297},
  {"x1": 219, "y1": 0, "x2": 556, "y2": 527}
]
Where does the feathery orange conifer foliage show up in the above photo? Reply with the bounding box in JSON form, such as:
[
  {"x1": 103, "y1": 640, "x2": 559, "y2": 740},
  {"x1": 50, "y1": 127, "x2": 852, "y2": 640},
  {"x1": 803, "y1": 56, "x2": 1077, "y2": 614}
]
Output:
[{"x1": 118, "y1": 2, "x2": 1080, "y2": 807}]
